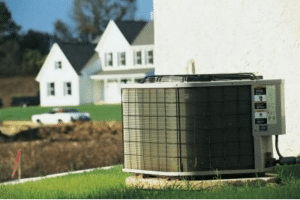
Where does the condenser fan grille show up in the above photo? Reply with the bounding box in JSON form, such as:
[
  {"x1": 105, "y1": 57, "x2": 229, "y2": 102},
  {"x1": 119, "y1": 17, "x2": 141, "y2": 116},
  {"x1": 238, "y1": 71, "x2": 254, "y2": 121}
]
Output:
[{"x1": 122, "y1": 86, "x2": 255, "y2": 172}]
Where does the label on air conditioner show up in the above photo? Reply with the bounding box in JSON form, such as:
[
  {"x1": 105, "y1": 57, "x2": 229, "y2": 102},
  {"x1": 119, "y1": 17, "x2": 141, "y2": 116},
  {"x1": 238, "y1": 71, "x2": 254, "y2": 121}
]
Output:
[
  {"x1": 254, "y1": 95, "x2": 267, "y2": 102},
  {"x1": 255, "y1": 112, "x2": 267, "y2": 118},
  {"x1": 255, "y1": 102, "x2": 267, "y2": 109},
  {"x1": 254, "y1": 87, "x2": 266, "y2": 95},
  {"x1": 259, "y1": 125, "x2": 268, "y2": 131},
  {"x1": 255, "y1": 118, "x2": 267, "y2": 124}
]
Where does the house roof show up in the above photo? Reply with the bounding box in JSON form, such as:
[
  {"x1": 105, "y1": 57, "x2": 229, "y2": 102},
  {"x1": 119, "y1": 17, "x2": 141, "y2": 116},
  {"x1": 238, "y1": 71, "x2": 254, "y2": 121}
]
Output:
[
  {"x1": 58, "y1": 43, "x2": 96, "y2": 74},
  {"x1": 92, "y1": 35, "x2": 102, "y2": 44},
  {"x1": 132, "y1": 21, "x2": 154, "y2": 45},
  {"x1": 114, "y1": 21, "x2": 148, "y2": 44}
]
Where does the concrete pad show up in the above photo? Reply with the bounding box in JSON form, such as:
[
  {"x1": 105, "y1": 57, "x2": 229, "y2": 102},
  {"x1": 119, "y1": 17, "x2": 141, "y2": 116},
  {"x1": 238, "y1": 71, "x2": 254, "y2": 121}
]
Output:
[{"x1": 125, "y1": 173, "x2": 280, "y2": 190}]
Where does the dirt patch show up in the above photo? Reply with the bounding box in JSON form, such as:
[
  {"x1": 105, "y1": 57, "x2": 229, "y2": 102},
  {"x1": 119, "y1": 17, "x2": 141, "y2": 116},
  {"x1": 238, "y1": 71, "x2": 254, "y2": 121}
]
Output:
[
  {"x1": 0, "y1": 121, "x2": 36, "y2": 136},
  {"x1": 0, "y1": 121, "x2": 123, "y2": 183}
]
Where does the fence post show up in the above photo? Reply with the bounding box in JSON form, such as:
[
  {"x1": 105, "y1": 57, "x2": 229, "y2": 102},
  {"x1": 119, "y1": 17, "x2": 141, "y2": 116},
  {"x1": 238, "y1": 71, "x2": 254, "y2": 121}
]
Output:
[{"x1": 12, "y1": 149, "x2": 21, "y2": 179}]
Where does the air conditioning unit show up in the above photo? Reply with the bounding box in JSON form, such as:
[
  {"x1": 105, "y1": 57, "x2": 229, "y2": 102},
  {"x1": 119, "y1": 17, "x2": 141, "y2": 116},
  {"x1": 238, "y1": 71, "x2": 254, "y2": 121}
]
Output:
[{"x1": 121, "y1": 73, "x2": 285, "y2": 177}]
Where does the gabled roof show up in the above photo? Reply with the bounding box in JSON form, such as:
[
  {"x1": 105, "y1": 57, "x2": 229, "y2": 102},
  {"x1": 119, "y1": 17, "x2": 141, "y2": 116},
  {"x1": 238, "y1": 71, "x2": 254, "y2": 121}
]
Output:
[
  {"x1": 92, "y1": 35, "x2": 102, "y2": 44},
  {"x1": 114, "y1": 21, "x2": 148, "y2": 44},
  {"x1": 58, "y1": 43, "x2": 96, "y2": 74},
  {"x1": 132, "y1": 21, "x2": 154, "y2": 45}
]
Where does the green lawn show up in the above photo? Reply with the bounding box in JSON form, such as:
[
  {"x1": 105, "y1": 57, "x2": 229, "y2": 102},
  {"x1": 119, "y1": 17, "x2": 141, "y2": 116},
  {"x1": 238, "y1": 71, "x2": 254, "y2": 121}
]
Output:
[
  {"x1": 0, "y1": 104, "x2": 121, "y2": 121},
  {"x1": 1, "y1": 165, "x2": 300, "y2": 199}
]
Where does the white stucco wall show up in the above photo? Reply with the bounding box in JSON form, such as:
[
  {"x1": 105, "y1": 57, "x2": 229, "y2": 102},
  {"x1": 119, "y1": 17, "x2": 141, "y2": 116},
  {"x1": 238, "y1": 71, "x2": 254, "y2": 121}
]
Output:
[
  {"x1": 154, "y1": 0, "x2": 300, "y2": 157},
  {"x1": 36, "y1": 43, "x2": 80, "y2": 107}
]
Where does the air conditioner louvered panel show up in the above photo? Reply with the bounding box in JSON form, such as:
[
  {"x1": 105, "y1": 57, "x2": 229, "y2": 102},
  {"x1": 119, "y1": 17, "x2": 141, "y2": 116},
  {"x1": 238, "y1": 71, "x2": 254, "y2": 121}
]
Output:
[
  {"x1": 124, "y1": 155, "x2": 131, "y2": 169},
  {"x1": 179, "y1": 86, "x2": 254, "y2": 171},
  {"x1": 122, "y1": 86, "x2": 254, "y2": 173},
  {"x1": 165, "y1": 89, "x2": 177, "y2": 102},
  {"x1": 128, "y1": 89, "x2": 137, "y2": 102}
]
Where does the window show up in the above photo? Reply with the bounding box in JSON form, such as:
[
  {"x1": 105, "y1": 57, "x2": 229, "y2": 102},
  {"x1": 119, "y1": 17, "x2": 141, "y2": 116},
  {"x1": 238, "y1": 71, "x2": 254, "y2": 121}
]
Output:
[
  {"x1": 146, "y1": 50, "x2": 153, "y2": 64},
  {"x1": 134, "y1": 78, "x2": 143, "y2": 83},
  {"x1": 135, "y1": 51, "x2": 142, "y2": 65},
  {"x1": 118, "y1": 52, "x2": 126, "y2": 66},
  {"x1": 64, "y1": 82, "x2": 72, "y2": 95},
  {"x1": 121, "y1": 79, "x2": 129, "y2": 84},
  {"x1": 105, "y1": 53, "x2": 113, "y2": 67},
  {"x1": 47, "y1": 82, "x2": 55, "y2": 96},
  {"x1": 55, "y1": 61, "x2": 62, "y2": 69}
]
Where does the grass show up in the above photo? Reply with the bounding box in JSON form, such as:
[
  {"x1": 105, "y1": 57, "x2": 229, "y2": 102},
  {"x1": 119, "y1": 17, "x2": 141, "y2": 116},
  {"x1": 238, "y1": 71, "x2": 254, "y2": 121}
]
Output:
[
  {"x1": 0, "y1": 104, "x2": 121, "y2": 121},
  {"x1": 0, "y1": 165, "x2": 129, "y2": 199},
  {"x1": 1, "y1": 164, "x2": 300, "y2": 199}
]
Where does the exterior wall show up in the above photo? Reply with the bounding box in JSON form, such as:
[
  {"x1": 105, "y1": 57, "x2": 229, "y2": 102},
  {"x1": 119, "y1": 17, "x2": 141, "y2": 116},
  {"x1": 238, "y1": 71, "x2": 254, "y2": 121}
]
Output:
[
  {"x1": 79, "y1": 74, "x2": 94, "y2": 105},
  {"x1": 36, "y1": 43, "x2": 80, "y2": 107},
  {"x1": 79, "y1": 53, "x2": 102, "y2": 104},
  {"x1": 93, "y1": 80, "x2": 104, "y2": 103},
  {"x1": 154, "y1": 0, "x2": 300, "y2": 157}
]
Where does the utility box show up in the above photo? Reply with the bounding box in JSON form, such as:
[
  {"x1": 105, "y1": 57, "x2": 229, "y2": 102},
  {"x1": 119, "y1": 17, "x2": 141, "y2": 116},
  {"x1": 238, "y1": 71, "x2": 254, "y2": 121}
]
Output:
[{"x1": 121, "y1": 73, "x2": 285, "y2": 177}]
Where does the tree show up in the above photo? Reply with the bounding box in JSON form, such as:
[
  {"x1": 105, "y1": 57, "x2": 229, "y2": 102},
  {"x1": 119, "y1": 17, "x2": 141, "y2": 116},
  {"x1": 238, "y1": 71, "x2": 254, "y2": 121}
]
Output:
[
  {"x1": 0, "y1": 1, "x2": 21, "y2": 40},
  {"x1": 20, "y1": 30, "x2": 52, "y2": 54},
  {"x1": 0, "y1": 40, "x2": 23, "y2": 76},
  {"x1": 0, "y1": 2, "x2": 50, "y2": 77},
  {"x1": 21, "y1": 49, "x2": 46, "y2": 74},
  {"x1": 54, "y1": 19, "x2": 75, "y2": 43},
  {"x1": 56, "y1": 0, "x2": 137, "y2": 43}
]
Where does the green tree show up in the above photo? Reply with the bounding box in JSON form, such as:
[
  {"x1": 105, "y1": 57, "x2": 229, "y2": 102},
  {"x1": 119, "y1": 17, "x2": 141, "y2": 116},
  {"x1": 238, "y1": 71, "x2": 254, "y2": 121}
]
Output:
[
  {"x1": 0, "y1": 1, "x2": 50, "y2": 77},
  {"x1": 21, "y1": 49, "x2": 46, "y2": 75},
  {"x1": 19, "y1": 30, "x2": 51, "y2": 75},
  {"x1": 0, "y1": 1, "x2": 21, "y2": 40},
  {"x1": 0, "y1": 40, "x2": 23, "y2": 77},
  {"x1": 20, "y1": 29, "x2": 52, "y2": 54}
]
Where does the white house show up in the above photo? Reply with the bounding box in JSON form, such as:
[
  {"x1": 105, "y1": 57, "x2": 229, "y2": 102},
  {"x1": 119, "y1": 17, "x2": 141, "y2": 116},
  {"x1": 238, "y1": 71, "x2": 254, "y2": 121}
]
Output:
[
  {"x1": 154, "y1": 0, "x2": 300, "y2": 157},
  {"x1": 36, "y1": 43, "x2": 99, "y2": 107},
  {"x1": 36, "y1": 20, "x2": 154, "y2": 106},
  {"x1": 91, "y1": 20, "x2": 155, "y2": 103}
]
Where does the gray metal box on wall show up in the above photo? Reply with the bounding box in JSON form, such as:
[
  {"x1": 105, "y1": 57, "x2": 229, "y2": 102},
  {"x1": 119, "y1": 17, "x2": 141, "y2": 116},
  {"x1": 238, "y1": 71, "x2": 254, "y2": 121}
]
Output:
[{"x1": 121, "y1": 74, "x2": 285, "y2": 177}]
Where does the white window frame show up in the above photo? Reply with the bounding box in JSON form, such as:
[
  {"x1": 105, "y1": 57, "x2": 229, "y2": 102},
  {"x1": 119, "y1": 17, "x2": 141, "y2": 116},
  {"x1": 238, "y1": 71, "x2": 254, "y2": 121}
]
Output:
[
  {"x1": 105, "y1": 53, "x2": 113, "y2": 67},
  {"x1": 145, "y1": 50, "x2": 154, "y2": 65},
  {"x1": 134, "y1": 50, "x2": 142, "y2": 65},
  {"x1": 64, "y1": 82, "x2": 72, "y2": 96},
  {"x1": 118, "y1": 52, "x2": 126, "y2": 66},
  {"x1": 47, "y1": 82, "x2": 55, "y2": 96},
  {"x1": 55, "y1": 61, "x2": 62, "y2": 69}
]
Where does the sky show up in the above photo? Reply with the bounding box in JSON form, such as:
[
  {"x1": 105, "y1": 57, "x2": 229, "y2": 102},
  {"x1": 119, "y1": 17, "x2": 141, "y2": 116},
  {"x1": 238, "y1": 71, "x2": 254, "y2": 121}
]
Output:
[{"x1": 4, "y1": 0, "x2": 153, "y2": 34}]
